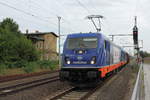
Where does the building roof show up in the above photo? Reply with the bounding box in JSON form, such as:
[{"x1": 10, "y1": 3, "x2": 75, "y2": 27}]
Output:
[
  {"x1": 25, "y1": 32, "x2": 58, "y2": 37},
  {"x1": 28, "y1": 36, "x2": 44, "y2": 41}
]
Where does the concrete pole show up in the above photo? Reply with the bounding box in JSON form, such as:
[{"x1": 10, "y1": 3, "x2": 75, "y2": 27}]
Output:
[{"x1": 58, "y1": 16, "x2": 61, "y2": 68}]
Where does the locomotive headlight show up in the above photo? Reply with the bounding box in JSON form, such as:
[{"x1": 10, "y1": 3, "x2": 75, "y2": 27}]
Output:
[
  {"x1": 90, "y1": 60, "x2": 95, "y2": 64},
  {"x1": 90, "y1": 56, "x2": 96, "y2": 64},
  {"x1": 66, "y1": 60, "x2": 71, "y2": 64},
  {"x1": 78, "y1": 50, "x2": 83, "y2": 54},
  {"x1": 65, "y1": 57, "x2": 71, "y2": 64}
]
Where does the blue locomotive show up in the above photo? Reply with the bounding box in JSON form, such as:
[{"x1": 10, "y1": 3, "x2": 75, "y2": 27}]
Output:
[{"x1": 60, "y1": 32, "x2": 129, "y2": 83}]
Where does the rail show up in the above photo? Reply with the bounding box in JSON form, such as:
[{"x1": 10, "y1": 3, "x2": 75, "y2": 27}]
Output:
[
  {"x1": 0, "y1": 76, "x2": 59, "y2": 96},
  {"x1": 0, "y1": 70, "x2": 59, "y2": 83},
  {"x1": 131, "y1": 63, "x2": 144, "y2": 100},
  {"x1": 48, "y1": 74, "x2": 115, "y2": 100}
]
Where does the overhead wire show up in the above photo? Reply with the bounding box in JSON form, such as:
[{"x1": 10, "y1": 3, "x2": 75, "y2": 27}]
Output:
[
  {"x1": 0, "y1": 1, "x2": 35, "y2": 17},
  {"x1": 0, "y1": 0, "x2": 87, "y2": 38},
  {"x1": 74, "y1": 0, "x2": 107, "y2": 33},
  {"x1": 28, "y1": 0, "x2": 77, "y2": 50},
  {"x1": 0, "y1": 0, "x2": 102, "y2": 33},
  {"x1": 75, "y1": 0, "x2": 91, "y2": 14},
  {"x1": 83, "y1": 0, "x2": 101, "y2": 14},
  {"x1": 43, "y1": 0, "x2": 80, "y2": 32},
  {"x1": 54, "y1": 0, "x2": 79, "y2": 30},
  {"x1": 29, "y1": 0, "x2": 58, "y2": 16},
  {"x1": 0, "y1": 1, "x2": 58, "y2": 29},
  {"x1": 29, "y1": 0, "x2": 77, "y2": 33}
]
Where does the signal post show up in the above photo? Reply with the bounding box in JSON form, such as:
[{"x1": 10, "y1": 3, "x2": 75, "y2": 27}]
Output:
[{"x1": 133, "y1": 16, "x2": 139, "y2": 63}]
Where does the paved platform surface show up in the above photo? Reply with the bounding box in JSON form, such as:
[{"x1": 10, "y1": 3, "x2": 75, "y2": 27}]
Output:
[{"x1": 143, "y1": 64, "x2": 150, "y2": 100}]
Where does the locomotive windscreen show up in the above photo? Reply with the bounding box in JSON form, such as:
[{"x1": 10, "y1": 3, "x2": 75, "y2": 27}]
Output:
[{"x1": 66, "y1": 37, "x2": 97, "y2": 49}]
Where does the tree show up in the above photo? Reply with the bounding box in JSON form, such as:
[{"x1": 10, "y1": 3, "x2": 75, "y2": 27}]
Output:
[
  {"x1": 0, "y1": 18, "x2": 20, "y2": 36},
  {"x1": 0, "y1": 18, "x2": 39, "y2": 67}
]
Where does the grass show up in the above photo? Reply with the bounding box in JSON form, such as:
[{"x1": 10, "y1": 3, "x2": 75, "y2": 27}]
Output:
[
  {"x1": 127, "y1": 59, "x2": 140, "y2": 73},
  {"x1": 0, "y1": 60, "x2": 59, "y2": 76},
  {"x1": 144, "y1": 60, "x2": 150, "y2": 64},
  {"x1": 0, "y1": 68, "x2": 53, "y2": 76},
  {"x1": 143, "y1": 57, "x2": 150, "y2": 64},
  {"x1": 0, "y1": 68, "x2": 25, "y2": 76}
]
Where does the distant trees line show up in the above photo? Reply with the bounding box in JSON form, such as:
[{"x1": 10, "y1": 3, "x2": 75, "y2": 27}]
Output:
[{"x1": 139, "y1": 51, "x2": 150, "y2": 58}]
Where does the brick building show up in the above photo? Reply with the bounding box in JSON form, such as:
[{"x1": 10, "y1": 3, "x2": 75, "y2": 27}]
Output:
[{"x1": 25, "y1": 31, "x2": 58, "y2": 60}]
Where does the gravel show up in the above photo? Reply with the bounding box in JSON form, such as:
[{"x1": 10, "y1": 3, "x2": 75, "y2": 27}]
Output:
[{"x1": 0, "y1": 80, "x2": 71, "y2": 100}]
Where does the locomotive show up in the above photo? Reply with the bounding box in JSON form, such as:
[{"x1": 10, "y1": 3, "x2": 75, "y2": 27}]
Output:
[{"x1": 60, "y1": 32, "x2": 129, "y2": 84}]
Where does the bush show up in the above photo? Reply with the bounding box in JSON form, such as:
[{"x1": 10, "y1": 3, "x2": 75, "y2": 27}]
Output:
[
  {"x1": 0, "y1": 64, "x2": 7, "y2": 75},
  {"x1": 37, "y1": 60, "x2": 50, "y2": 69},
  {"x1": 4, "y1": 60, "x2": 28, "y2": 68},
  {"x1": 23, "y1": 62, "x2": 37, "y2": 73},
  {"x1": 14, "y1": 60, "x2": 28, "y2": 68},
  {"x1": 14, "y1": 36, "x2": 39, "y2": 62},
  {"x1": 38, "y1": 60, "x2": 58, "y2": 70},
  {"x1": 50, "y1": 60, "x2": 58, "y2": 69}
]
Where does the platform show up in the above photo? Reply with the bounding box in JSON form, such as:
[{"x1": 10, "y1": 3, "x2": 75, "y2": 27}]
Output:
[{"x1": 143, "y1": 64, "x2": 150, "y2": 100}]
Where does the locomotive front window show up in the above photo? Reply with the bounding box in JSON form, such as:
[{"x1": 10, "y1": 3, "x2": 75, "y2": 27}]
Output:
[{"x1": 66, "y1": 37, "x2": 98, "y2": 49}]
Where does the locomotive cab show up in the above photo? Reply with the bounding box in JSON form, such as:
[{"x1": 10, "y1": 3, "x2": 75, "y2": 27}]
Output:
[{"x1": 60, "y1": 33, "x2": 103, "y2": 83}]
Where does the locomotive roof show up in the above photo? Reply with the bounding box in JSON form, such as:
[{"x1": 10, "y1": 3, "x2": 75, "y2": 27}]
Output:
[
  {"x1": 67, "y1": 32, "x2": 110, "y2": 43},
  {"x1": 67, "y1": 32, "x2": 101, "y2": 38}
]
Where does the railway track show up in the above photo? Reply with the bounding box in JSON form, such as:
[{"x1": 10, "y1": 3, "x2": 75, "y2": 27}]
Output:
[
  {"x1": 48, "y1": 75, "x2": 114, "y2": 100},
  {"x1": 0, "y1": 70, "x2": 59, "y2": 83},
  {"x1": 0, "y1": 75, "x2": 59, "y2": 96}
]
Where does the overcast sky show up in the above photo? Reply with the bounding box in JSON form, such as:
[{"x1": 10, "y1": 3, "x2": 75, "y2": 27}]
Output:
[{"x1": 0, "y1": 0, "x2": 149, "y2": 54}]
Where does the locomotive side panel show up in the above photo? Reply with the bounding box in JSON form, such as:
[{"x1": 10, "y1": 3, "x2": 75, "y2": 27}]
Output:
[
  {"x1": 113, "y1": 46, "x2": 121, "y2": 64},
  {"x1": 110, "y1": 43, "x2": 113, "y2": 65},
  {"x1": 104, "y1": 40, "x2": 111, "y2": 65}
]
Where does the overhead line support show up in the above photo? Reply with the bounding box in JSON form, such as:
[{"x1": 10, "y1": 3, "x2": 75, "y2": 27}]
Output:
[{"x1": 58, "y1": 16, "x2": 61, "y2": 68}]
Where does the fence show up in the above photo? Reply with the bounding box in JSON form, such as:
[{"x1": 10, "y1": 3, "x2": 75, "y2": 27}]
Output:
[{"x1": 131, "y1": 63, "x2": 144, "y2": 100}]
